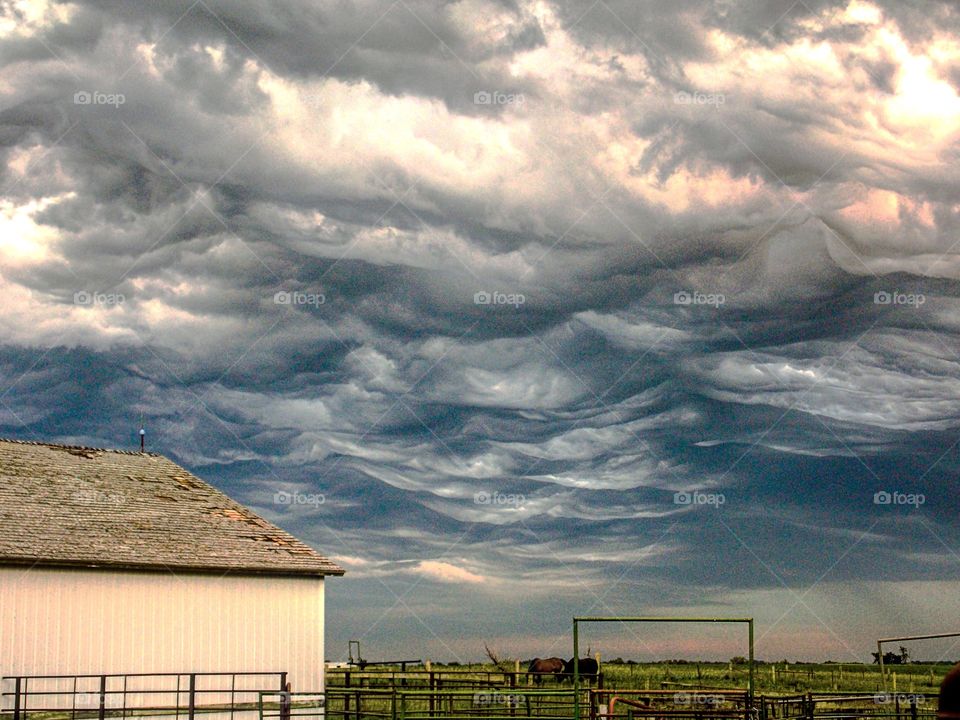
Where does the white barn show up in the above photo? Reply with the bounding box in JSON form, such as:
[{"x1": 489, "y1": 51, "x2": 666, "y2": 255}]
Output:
[{"x1": 0, "y1": 438, "x2": 343, "y2": 697}]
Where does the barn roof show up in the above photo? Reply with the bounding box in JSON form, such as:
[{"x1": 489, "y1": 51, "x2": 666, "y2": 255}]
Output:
[{"x1": 0, "y1": 438, "x2": 344, "y2": 577}]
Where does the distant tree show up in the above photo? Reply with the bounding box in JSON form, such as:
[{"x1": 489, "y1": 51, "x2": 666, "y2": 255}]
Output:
[
  {"x1": 730, "y1": 656, "x2": 748, "y2": 665},
  {"x1": 484, "y1": 643, "x2": 512, "y2": 671}
]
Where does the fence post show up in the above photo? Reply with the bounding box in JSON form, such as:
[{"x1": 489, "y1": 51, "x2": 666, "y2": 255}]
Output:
[
  {"x1": 99, "y1": 675, "x2": 107, "y2": 720},
  {"x1": 188, "y1": 674, "x2": 196, "y2": 720},
  {"x1": 280, "y1": 683, "x2": 291, "y2": 720},
  {"x1": 12, "y1": 677, "x2": 21, "y2": 720}
]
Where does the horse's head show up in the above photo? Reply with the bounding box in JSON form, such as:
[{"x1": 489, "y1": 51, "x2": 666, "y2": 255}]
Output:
[{"x1": 940, "y1": 662, "x2": 960, "y2": 720}]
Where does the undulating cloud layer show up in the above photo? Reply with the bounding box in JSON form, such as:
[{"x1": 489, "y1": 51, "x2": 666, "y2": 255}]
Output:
[{"x1": 1, "y1": 0, "x2": 960, "y2": 661}]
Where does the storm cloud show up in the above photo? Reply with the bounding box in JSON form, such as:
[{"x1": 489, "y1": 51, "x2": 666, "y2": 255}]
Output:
[{"x1": 2, "y1": 0, "x2": 960, "y2": 661}]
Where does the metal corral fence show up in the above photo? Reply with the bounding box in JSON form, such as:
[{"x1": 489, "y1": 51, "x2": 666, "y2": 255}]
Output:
[
  {"x1": 1, "y1": 672, "x2": 289, "y2": 720},
  {"x1": 588, "y1": 689, "x2": 751, "y2": 720},
  {"x1": 757, "y1": 693, "x2": 937, "y2": 720},
  {"x1": 258, "y1": 687, "x2": 941, "y2": 720},
  {"x1": 259, "y1": 689, "x2": 580, "y2": 720},
  {"x1": 325, "y1": 670, "x2": 599, "y2": 692}
]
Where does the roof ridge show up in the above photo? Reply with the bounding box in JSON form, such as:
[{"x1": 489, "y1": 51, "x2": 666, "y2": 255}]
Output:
[{"x1": 0, "y1": 437, "x2": 159, "y2": 456}]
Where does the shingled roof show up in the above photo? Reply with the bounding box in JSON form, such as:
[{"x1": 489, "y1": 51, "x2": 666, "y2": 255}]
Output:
[{"x1": 0, "y1": 439, "x2": 344, "y2": 577}]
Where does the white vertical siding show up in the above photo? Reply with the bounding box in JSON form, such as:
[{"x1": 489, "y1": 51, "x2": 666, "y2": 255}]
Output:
[{"x1": 0, "y1": 566, "x2": 325, "y2": 700}]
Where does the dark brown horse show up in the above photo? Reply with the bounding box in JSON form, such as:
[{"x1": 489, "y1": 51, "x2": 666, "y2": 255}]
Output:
[
  {"x1": 940, "y1": 662, "x2": 960, "y2": 719},
  {"x1": 563, "y1": 657, "x2": 600, "y2": 684},
  {"x1": 527, "y1": 657, "x2": 565, "y2": 685}
]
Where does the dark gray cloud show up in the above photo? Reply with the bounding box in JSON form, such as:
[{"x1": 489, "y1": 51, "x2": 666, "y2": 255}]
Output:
[{"x1": 1, "y1": 0, "x2": 960, "y2": 662}]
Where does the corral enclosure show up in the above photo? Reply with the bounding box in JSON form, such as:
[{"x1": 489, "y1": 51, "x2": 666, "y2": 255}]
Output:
[
  {"x1": 1, "y1": 660, "x2": 950, "y2": 720},
  {"x1": 324, "y1": 661, "x2": 954, "y2": 694}
]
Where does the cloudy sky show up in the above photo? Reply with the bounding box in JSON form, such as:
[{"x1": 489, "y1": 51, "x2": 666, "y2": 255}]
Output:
[{"x1": 2, "y1": 0, "x2": 960, "y2": 663}]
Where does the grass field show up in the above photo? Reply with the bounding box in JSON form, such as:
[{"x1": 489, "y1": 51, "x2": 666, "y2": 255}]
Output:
[
  {"x1": 337, "y1": 661, "x2": 957, "y2": 695},
  {"x1": 597, "y1": 661, "x2": 952, "y2": 694}
]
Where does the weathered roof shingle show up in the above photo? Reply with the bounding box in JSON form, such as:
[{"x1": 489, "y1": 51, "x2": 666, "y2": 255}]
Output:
[{"x1": 0, "y1": 439, "x2": 344, "y2": 577}]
